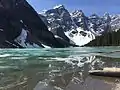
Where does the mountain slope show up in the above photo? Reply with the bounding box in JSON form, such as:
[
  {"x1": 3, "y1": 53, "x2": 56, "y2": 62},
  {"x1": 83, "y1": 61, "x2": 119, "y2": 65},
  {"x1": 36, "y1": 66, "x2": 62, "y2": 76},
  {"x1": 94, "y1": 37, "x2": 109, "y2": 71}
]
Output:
[{"x1": 40, "y1": 5, "x2": 120, "y2": 46}]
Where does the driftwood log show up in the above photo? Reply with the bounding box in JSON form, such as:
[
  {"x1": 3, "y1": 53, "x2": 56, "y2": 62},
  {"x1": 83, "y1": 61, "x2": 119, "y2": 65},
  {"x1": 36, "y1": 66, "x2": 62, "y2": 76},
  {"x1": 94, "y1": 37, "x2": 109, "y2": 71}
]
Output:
[{"x1": 89, "y1": 67, "x2": 120, "y2": 77}]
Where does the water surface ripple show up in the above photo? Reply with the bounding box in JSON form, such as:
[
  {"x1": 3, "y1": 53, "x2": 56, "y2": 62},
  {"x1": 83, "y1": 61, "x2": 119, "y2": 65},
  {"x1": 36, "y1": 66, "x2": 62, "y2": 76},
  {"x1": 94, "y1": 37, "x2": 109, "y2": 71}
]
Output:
[{"x1": 0, "y1": 47, "x2": 120, "y2": 90}]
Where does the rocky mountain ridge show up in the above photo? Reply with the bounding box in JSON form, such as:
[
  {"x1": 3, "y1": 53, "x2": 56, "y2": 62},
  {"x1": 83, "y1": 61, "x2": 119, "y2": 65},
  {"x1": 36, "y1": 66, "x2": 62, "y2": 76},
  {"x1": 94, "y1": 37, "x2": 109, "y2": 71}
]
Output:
[{"x1": 39, "y1": 5, "x2": 120, "y2": 46}]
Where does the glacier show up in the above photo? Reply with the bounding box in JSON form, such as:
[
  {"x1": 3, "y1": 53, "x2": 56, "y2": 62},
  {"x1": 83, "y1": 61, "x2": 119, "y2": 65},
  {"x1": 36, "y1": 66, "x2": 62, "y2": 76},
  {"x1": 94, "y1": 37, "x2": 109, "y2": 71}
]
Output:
[{"x1": 65, "y1": 28, "x2": 95, "y2": 46}]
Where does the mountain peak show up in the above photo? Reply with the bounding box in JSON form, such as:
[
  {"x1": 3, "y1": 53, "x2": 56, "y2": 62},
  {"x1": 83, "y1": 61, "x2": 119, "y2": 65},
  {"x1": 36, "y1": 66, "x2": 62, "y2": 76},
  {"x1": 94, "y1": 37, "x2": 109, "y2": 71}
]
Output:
[
  {"x1": 53, "y1": 4, "x2": 65, "y2": 9},
  {"x1": 72, "y1": 10, "x2": 85, "y2": 17},
  {"x1": 103, "y1": 12, "x2": 111, "y2": 22},
  {"x1": 103, "y1": 12, "x2": 110, "y2": 16},
  {"x1": 89, "y1": 13, "x2": 99, "y2": 19}
]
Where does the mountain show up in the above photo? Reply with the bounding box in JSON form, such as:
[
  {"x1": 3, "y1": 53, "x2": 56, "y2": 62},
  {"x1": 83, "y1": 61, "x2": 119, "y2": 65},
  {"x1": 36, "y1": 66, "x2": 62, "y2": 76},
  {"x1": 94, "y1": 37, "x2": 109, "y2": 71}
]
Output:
[
  {"x1": 40, "y1": 5, "x2": 95, "y2": 46},
  {"x1": 40, "y1": 5, "x2": 120, "y2": 47},
  {"x1": 0, "y1": 1, "x2": 77, "y2": 48},
  {"x1": 0, "y1": 1, "x2": 120, "y2": 48}
]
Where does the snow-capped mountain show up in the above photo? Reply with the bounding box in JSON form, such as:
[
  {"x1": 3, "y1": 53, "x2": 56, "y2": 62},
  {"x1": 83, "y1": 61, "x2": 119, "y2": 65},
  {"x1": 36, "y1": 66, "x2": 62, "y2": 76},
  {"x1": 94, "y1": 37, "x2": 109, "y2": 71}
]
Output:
[
  {"x1": 39, "y1": 5, "x2": 96, "y2": 46},
  {"x1": 39, "y1": 5, "x2": 120, "y2": 46}
]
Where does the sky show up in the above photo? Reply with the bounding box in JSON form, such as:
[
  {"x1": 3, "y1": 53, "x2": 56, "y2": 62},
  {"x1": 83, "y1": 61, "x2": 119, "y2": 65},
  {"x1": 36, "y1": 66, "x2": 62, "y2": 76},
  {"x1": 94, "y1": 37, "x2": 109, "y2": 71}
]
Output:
[{"x1": 27, "y1": 0, "x2": 120, "y2": 16}]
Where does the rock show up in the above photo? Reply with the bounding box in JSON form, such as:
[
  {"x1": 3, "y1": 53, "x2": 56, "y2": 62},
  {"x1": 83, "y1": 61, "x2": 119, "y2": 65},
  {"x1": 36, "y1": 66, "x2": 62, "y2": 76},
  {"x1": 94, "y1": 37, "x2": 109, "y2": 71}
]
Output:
[{"x1": 51, "y1": 27, "x2": 70, "y2": 42}]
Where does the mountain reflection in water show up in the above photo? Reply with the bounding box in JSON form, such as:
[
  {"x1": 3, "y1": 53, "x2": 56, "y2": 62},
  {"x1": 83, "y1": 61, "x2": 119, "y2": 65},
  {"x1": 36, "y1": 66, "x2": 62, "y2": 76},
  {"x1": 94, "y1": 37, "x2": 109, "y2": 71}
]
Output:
[{"x1": 0, "y1": 47, "x2": 120, "y2": 90}]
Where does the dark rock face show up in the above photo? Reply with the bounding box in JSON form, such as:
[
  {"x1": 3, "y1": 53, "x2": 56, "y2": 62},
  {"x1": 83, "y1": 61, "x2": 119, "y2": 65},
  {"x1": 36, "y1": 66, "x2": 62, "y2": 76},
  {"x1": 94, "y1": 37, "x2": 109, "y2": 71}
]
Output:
[
  {"x1": 85, "y1": 30, "x2": 120, "y2": 46},
  {"x1": 0, "y1": 1, "x2": 22, "y2": 47},
  {"x1": 50, "y1": 27, "x2": 70, "y2": 42},
  {"x1": 39, "y1": 14, "x2": 48, "y2": 26}
]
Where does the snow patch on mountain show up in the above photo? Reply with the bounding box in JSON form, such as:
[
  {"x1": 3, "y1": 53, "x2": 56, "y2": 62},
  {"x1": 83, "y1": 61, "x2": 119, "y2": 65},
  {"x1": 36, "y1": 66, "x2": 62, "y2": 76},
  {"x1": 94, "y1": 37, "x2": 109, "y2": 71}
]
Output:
[
  {"x1": 65, "y1": 28, "x2": 95, "y2": 46},
  {"x1": 41, "y1": 44, "x2": 51, "y2": 48},
  {"x1": 14, "y1": 29, "x2": 27, "y2": 47},
  {"x1": 53, "y1": 5, "x2": 63, "y2": 9},
  {"x1": 15, "y1": 29, "x2": 41, "y2": 48}
]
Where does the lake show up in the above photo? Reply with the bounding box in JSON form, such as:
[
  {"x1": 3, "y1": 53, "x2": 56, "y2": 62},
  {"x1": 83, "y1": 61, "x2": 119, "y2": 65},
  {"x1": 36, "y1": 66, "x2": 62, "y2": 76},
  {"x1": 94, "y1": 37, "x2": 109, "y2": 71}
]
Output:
[{"x1": 0, "y1": 47, "x2": 120, "y2": 90}]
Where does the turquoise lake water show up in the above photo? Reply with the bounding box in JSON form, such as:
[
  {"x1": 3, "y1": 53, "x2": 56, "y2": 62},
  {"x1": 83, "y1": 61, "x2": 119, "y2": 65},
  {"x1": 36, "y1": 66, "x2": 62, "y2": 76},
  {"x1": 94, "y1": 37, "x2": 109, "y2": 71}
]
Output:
[{"x1": 0, "y1": 47, "x2": 120, "y2": 90}]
